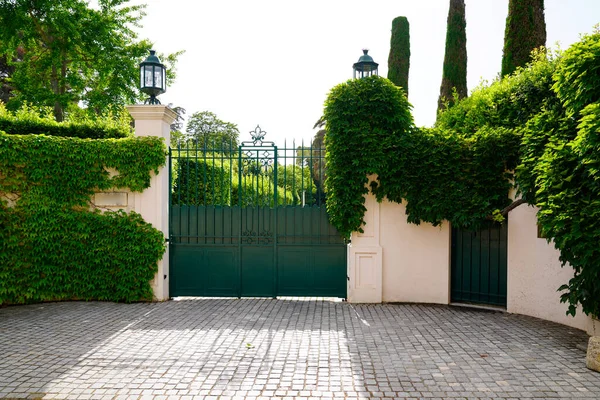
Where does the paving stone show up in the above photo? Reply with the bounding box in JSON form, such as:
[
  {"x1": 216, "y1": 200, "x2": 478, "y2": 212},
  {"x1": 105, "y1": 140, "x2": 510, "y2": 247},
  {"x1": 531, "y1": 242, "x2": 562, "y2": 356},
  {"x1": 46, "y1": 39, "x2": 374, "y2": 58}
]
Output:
[{"x1": 0, "y1": 299, "x2": 599, "y2": 399}]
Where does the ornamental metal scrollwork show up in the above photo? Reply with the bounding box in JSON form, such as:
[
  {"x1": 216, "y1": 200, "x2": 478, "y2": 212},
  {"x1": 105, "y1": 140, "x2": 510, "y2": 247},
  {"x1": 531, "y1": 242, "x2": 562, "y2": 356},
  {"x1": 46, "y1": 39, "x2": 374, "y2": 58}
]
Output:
[
  {"x1": 241, "y1": 125, "x2": 275, "y2": 147},
  {"x1": 242, "y1": 229, "x2": 273, "y2": 244},
  {"x1": 241, "y1": 136, "x2": 275, "y2": 176},
  {"x1": 241, "y1": 229, "x2": 256, "y2": 244},
  {"x1": 258, "y1": 230, "x2": 273, "y2": 244}
]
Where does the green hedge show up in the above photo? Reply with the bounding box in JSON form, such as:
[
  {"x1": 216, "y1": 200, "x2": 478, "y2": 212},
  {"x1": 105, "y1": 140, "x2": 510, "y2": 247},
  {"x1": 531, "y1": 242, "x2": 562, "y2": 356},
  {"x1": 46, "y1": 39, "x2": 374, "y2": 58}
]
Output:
[
  {"x1": 0, "y1": 132, "x2": 167, "y2": 304},
  {"x1": 0, "y1": 104, "x2": 131, "y2": 139}
]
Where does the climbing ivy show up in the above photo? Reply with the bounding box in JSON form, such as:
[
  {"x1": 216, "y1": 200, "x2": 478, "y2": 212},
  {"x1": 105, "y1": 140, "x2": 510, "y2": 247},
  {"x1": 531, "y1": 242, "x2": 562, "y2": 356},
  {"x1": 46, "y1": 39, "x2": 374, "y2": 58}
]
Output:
[
  {"x1": 519, "y1": 31, "x2": 600, "y2": 317},
  {"x1": 0, "y1": 132, "x2": 167, "y2": 304},
  {"x1": 324, "y1": 31, "x2": 600, "y2": 317},
  {"x1": 324, "y1": 75, "x2": 517, "y2": 238}
]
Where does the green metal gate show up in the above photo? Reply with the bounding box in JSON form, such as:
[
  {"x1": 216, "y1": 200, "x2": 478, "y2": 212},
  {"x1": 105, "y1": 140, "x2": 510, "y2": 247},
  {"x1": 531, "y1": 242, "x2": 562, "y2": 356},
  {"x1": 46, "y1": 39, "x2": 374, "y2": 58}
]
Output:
[
  {"x1": 169, "y1": 126, "x2": 347, "y2": 298},
  {"x1": 450, "y1": 221, "x2": 507, "y2": 307}
]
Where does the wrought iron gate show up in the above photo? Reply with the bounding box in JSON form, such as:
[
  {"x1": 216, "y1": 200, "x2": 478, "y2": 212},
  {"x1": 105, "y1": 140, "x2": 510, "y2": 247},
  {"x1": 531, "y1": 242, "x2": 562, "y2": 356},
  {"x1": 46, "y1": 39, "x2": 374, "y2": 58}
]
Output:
[{"x1": 169, "y1": 126, "x2": 347, "y2": 298}]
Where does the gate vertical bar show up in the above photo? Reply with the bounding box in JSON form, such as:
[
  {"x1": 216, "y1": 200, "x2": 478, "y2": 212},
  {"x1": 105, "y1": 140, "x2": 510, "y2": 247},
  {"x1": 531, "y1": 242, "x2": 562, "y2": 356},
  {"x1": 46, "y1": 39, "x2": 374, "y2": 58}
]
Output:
[
  {"x1": 177, "y1": 144, "x2": 182, "y2": 244},
  {"x1": 238, "y1": 143, "x2": 243, "y2": 298},
  {"x1": 194, "y1": 142, "x2": 199, "y2": 245},
  {"x1": 168, "y1": 146, "x2": 173, "y2": 295},
  {"x1": 273, "y1": 145, "x2": 278, "y2": 297}
]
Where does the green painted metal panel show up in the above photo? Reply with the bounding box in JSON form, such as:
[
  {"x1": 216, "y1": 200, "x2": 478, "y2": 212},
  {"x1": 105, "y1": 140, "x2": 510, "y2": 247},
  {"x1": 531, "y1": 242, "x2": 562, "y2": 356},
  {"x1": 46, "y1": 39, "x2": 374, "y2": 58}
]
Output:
[
  {"x1": 309, "y1": 246, "x2": 346, "y2": 296},
  {"x1": 479, "y1": 228, "x2": 491, "y2": 303},
  {"x1": 471, "y1": 229, "x2": 481, "y2": 302},
  {"x1": 241, "y1": 247, "x2": 275, "y2": 297},
  {"x1": 170, "y1": 246, "x2": 204, "y2": 296},
  {"x1": 451, "y1": 222, "x2": 507, "y2": 307},
  {"x1": 277, "y1": 246, "x2": 346, "y2": 297},
  {"x1": 204, "y1": 248, "x2": 239, "y2": 296},
  {"x1": 170, "y1": 245, "x2": 239, "y2": 297}
]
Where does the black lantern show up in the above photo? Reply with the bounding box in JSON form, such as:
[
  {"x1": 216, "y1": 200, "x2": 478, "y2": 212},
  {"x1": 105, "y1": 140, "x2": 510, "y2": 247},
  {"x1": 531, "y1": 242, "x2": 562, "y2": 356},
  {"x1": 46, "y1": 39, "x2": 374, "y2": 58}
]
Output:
[
  {"x1": 139, "y1": 50, "x2": 166, "y2": 104},
  {"x1": 353, "y1": 49, "x2": 379, "y2": 79}
]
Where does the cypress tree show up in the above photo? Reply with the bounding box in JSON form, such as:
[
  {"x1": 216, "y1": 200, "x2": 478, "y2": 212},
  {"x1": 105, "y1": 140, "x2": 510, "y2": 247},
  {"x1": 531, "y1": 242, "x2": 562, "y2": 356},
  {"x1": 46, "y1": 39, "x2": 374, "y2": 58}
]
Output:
[
  {"x1": 501, "y1": 0, "x2": 546, "y2": 77},
  {"x1": 438, "y1": 0, "x2": 467, "y2": 113},
  {"x1": 387, "y1": 16, "x2": 410, "y2": 96}
]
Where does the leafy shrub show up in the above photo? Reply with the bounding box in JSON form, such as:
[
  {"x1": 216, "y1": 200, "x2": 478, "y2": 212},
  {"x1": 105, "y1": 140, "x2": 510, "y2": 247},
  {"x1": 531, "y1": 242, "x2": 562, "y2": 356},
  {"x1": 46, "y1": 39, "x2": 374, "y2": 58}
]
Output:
[
  {"x1": 552, "y1": 30, "x2": 600, "y2": 116},
  {"x1": 0, "y1": 103, "x2": 131, "y2": 139},
  {"x1": 436, "y1": 49, "x2": 559, "y2": 135}
]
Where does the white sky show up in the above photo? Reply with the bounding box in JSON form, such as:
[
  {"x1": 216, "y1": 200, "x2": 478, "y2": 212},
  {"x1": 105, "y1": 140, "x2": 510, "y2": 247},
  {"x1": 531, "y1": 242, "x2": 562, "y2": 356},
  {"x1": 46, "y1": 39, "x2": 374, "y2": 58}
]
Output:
[{"x1": 128, "y1": 0, "x2": 599, "y2": 144}]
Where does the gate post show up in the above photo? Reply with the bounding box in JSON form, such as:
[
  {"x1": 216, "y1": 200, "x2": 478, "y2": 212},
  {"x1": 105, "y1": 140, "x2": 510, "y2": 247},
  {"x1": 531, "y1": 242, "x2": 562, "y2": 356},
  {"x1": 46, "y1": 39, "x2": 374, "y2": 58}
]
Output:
[
  {"x1": 127, "y1": 105, "x2": 176, "y2": 301},
  {"x1": 347, "y1": 175, "x2": 383, "y2": 303}
]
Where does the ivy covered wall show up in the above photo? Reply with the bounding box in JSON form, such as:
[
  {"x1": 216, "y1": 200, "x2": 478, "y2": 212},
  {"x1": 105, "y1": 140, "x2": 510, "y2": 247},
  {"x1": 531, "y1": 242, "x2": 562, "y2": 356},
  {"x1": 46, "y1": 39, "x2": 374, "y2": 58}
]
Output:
[
  {"x1": 0, "y1": 130, "x2": 167, "y2": 305},
  {"x1": 324, "y1": 30, "x2": 600, "y2": 318}
]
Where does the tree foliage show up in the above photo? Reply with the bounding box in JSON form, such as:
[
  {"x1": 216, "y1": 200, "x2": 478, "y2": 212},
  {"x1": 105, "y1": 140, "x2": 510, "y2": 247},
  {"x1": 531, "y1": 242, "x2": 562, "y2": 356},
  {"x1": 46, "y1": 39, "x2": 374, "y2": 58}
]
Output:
[
  {"x1": 387, "y1": 16, "x2": 410, "y2": 96},
  {"x1": 184, "y1": 111, "x2": 240, "y2": 150},
  {"x1": 501, "y1": 0, "x2": 546, "y2": 77},
  {"x1": 310, "y1": 125, "x2": 327, "y2": 204},
  {"x1": 438, "y1": 0, "x2": 467, "y2": 112},
  {"x1": 0, "y1": 0, "x2": 181, "y2": 121}
]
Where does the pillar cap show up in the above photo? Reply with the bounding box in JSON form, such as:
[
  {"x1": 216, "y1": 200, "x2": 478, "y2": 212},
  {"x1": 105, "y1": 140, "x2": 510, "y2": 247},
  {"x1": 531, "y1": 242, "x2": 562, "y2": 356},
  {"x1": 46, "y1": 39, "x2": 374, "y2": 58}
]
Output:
[{"x1": 127, "y1": 105, "x2": 177, "y2": 125}]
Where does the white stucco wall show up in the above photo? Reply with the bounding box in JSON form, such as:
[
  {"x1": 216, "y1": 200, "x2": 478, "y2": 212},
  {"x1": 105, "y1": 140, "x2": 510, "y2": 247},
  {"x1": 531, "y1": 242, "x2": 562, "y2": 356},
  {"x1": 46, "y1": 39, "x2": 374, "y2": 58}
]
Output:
[
  {"x1": 350, "y1": 187, "x2": 598, "y2": 334},
  {"x1": 507, "y1": 203, "x2": 593, "y2": 333},
  {"x1": 126, "y1": 105, "x2": 176, "y2": 301},
  {"x1": 379, "y1": 200, "x2": 451, "y2": 303},
  {"x1": 348, "y1": 192, "x2": 451, "y2": 304}
]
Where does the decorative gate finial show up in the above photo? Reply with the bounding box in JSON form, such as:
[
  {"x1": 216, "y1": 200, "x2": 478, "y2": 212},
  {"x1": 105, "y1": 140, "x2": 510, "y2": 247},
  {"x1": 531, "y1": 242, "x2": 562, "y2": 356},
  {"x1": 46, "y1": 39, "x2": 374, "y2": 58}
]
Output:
[{"x1": 242, "y1": 125, "x2": 275, "y2": 146}]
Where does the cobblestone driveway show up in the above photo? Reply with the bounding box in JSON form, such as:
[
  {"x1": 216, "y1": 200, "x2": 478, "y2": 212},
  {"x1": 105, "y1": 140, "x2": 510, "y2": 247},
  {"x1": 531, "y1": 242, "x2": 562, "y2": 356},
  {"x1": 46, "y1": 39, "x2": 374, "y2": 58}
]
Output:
[{"x1": 0, "y1": 298, "x2": 599, "y2": 400}]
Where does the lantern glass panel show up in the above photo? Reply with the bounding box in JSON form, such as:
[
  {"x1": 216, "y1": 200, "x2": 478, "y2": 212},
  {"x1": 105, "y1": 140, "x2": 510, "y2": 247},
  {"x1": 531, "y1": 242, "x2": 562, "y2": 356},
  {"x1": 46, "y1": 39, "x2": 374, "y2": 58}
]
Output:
[
  {"x1": 144, "y1": 65, "x2": 153, "y2": 87},
  {"x1": 154, "y1": 68, "x2": 163, "y2": 89}
]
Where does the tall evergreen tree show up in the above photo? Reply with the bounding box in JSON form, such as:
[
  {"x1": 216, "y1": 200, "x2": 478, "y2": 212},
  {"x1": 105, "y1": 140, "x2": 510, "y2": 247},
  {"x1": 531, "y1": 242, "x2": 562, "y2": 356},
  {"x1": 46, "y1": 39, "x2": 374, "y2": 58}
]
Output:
[
  {"x1": 438, "y1": 0, "x2": 468, "y2": 113},
  {"x1": 501, "y1": 0, "x2": 546, "y2": 77},
  {"x1": 387, "y1": 17, "x2": 410, "y2": 96}
]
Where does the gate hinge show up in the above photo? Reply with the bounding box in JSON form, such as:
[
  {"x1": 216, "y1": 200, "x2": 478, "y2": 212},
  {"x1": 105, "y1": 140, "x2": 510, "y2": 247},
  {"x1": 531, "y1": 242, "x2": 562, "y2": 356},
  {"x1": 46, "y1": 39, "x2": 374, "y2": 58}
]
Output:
[{"x1": 165, "y1": 237, "x2": 170, "y2": 243}]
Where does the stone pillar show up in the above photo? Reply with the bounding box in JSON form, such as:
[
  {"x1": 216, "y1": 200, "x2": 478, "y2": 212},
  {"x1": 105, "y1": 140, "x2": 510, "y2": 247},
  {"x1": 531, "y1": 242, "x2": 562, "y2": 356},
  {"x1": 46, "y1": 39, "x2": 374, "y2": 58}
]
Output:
[
  {"x1": 347, "y1": 176, "x2": 383, "y2": 303},
  {"x1": 127, "y1": 105, "x2": 176, "y2": 301}
]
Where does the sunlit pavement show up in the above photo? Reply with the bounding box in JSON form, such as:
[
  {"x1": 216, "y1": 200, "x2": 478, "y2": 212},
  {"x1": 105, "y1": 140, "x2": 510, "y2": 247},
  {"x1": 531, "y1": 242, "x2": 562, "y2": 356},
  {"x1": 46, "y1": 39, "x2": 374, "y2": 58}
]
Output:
[{"x1": 1, "y1": 298, "x2": 599, "y2": 400}]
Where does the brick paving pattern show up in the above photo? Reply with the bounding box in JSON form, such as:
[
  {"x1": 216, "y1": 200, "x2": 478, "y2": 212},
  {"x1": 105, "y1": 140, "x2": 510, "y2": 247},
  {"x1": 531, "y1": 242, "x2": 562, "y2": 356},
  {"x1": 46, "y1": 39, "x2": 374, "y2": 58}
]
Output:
[{"x1": 0, "y1": 298, "x2": 599, "y2": 399}]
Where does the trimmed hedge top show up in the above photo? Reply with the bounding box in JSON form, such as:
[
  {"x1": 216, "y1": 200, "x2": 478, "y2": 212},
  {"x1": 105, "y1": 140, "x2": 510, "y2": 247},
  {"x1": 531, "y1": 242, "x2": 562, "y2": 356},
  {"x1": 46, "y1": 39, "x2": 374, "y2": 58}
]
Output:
[{"x1": 0, "y1": 104, "x2": 131, "y2": 139}]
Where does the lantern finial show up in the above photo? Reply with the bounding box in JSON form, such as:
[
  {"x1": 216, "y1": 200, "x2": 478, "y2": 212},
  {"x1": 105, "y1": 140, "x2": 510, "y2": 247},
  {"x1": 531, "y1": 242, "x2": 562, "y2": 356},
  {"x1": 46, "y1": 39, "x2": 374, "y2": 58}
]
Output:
[
  {"x1": 139, "y1": 49, "x2": 166, "y2": 104},
  {"x1": 353, "y1": 49, "x2": 379, "y2": 79}
]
